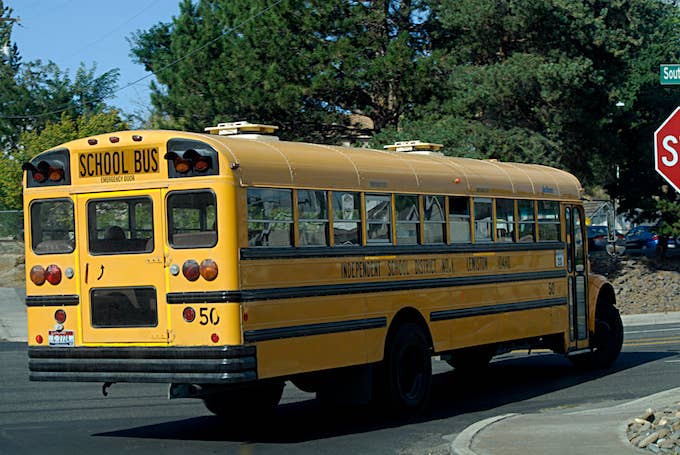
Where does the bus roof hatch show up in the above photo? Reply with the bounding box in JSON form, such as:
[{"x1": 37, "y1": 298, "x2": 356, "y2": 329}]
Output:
[
  {"x1": 384, "y1": 140, "x2": 444, "y2": 155},
  {"x1": 204, "y1": 121, "x2": 279, "y2": 140}
]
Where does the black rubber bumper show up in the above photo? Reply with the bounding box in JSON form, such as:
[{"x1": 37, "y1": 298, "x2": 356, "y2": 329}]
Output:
[{"x1": 28, "y1": 345, "x2": 257, "y2": 384}]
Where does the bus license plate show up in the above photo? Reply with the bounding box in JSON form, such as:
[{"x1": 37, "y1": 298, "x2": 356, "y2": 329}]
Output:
[{"x1": 48, "y1": 330, "x2": 74, "y2": 347}]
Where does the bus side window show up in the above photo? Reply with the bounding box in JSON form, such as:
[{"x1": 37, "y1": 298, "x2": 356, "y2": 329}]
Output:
[
  {"x1": 423, "y1": 195, "x2": 445, "y2": 244},
  {"x1": 297, "y1": 190, "x2": 329, "y2": 247},
  {"x1": 537, "y1": 200, "x2": 560, "y2": 241},
  {"x1": 449, "y1": 196, "x2": 471, "y2": 243},
  {"x1": 473, "y1": 198, "x2": 493, "y2": 243},
  {"x1": 495, "y1": 199, "x2": 515, "y2": 242},
  {"x1": 365, "y1": 194, "x2": 392, "y2": 244},
  {"x1": 247, "y1": 188, "x2": 293, "y2": 247},
  {"x1": 332, "y1": 191, "x2": 361, "y2": 246},
  {"x1": 395, "y1": 194, "x2": 420, "y2": 245},
  {"x1": 518, "y1": 199, "x2": 536, "y2": 242}
]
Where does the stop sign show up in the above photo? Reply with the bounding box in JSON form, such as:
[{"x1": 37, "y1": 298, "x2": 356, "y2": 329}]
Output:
[{"x1": 655, "y1": 106, "x2": 680, "y2": 192}]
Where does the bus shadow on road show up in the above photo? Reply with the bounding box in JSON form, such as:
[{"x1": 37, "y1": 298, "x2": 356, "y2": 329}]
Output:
[{"x1": 95, "y1": 350, "x2": 676, "y2": 444}]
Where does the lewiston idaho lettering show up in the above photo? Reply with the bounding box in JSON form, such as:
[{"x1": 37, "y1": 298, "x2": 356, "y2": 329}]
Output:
[{"x1": 79, "y1": 148, "x2": 159, "y2": 181}]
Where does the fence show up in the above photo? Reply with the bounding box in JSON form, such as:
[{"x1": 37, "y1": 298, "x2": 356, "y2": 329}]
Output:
[{"x1": 0, "y1": 210, "x2": 23, "y2": 241}]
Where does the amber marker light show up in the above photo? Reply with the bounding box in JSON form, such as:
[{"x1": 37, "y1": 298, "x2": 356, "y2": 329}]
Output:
[
  {"x1": 45, "y1": 265, "x2": 62, "y2": 285},
  {"x1": 48, "y1": 167, "x2": 64, "y2": 182},
  {"x1": 200, "y1": 259, "x2": 218, "y2": 281},
  {"x1": 182, "y1": 260, "x2": 200, "y2": 281},
  {"x1": 30, "y1": 265, "x2": 46, "y2": 286}
]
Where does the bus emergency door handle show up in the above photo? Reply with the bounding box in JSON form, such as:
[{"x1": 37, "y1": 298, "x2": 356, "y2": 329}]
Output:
[{"x1": 97, "y1": 265, "x2": 105, "y2": 280}]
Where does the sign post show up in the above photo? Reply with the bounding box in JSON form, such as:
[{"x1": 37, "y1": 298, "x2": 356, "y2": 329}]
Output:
[{"x1": 654, "y1": 107, "x2": 680, "y2": 193}]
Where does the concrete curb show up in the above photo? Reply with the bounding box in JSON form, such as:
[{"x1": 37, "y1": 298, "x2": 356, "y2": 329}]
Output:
[
  {"x1": 621, "y1": 312, "x2": 680, "y2": 327},
  {"x1": 450, "y1": 414, "x2": 517, "y2": 455},
  {"x1": 449, "y1": 387, "x2": 680, "y2": 455}
]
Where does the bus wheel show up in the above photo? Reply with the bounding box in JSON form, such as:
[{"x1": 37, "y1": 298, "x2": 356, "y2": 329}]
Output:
[
  {"x1": 202, "y1": 380, "x2": 285, "y2": 418},
  {"x1": 383, "y1": 323, "x2": 432, "y2": 414},
  {"x1": 570, "y1": 304, "x2": 623, "y2": 369},
  {"x1": 444, "y1": 345, "x2": 496, "y2": 373}
]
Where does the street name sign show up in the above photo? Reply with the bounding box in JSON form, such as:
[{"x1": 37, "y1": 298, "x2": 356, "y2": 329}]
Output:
[
  {"x1": 660, "y1": 64, "x2": 680, "y2": 85},
  {"x1": 655, "y1": 106, "x2": 680, "y2": 192}
]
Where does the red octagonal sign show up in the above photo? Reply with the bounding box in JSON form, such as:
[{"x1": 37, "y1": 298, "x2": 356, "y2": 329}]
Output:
[{"x1": 655, "y1": 106, "x2": 680, "y2": 193}]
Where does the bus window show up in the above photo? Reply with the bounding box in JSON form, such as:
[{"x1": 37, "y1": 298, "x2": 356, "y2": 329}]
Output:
[
  {"x1": 423, "y1": 195, "x2": 445, "y2": 244},
  {"x1": 496, "y1": 199, "x2": 515, "y2": 242},
  {"x1": 30, "y1": 199, "x2": 75, "y2": 254},
  {"x1": 537, "y1": 200, "x2": 560, "y2": 241},
  {"x1": 395, "y1": 194, "x2": 419, "y2": 245},
  {"x1": 474, "y1": 198, "x2": 493, "y2": 242},
  {"x1": 297, "y1": 190, "x2": 329, "y2": 246},
  {"x1": 247, "y1": 188, "x2": 293, "y2": 247},
  {"x1": 449, "y1": 196, "x2": 471, "y2": 243},
  {"x1": 366, "y1": 194, "x2": 392, "y2": 244},
  {"x1": 332, "y1": 191, "x2": 361, "y2": 246},
  {"x1": 167, "y1": 191, "x2": 217, "y2": 248},
  {"x1": 88, "y1": 198, "x2": 154, "y2": 254},
  {"x1": 518, "y1": 199, "x2": 536, "y2": 242}
]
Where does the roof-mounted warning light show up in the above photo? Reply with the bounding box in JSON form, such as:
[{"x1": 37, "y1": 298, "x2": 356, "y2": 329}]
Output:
[
  {"x1": 384, "y1": 140, "x2": 444, "y2": 155},
  {"x1": 204, "y1": 121, "x2": 279, "y2": 140}
]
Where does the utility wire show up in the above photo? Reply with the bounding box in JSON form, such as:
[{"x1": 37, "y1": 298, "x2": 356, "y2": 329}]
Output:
[{"x1": 1, "y1": 0, "x2": 286, "y2": 121}]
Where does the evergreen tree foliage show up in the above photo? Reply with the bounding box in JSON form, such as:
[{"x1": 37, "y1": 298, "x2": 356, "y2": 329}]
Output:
[
  {"x1": 130, "y1": 0, "x2": 436, "y2": 141},
  {"x1": 0, "y1": 111, "x2": 128, "y2": 209}
]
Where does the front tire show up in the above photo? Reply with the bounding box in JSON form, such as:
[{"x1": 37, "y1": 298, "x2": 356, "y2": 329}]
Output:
[
  {"x1": 569, "y1": 304, "x2": 623, "y2": 369},
  {"x1": 381, "y1": 323, "x2": 432, "y2": 414}
]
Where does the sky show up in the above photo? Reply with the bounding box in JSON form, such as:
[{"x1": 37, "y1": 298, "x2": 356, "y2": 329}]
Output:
[{"x1": 8, "y1": 0, "x2": 181, "y2": 120}]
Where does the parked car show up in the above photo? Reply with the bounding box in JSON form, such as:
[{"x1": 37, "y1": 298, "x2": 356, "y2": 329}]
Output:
[
  {"x1": 587, "y1": 225, "x2": 624, "y2": 253},
  {"x1": 624, "y1": 225, "x2": 677, "y2": 257}
]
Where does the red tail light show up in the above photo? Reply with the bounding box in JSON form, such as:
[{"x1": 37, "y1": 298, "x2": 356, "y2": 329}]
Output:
[
  {"x1": 183, "y1": 307, "x2": 196, "y2": 322},
  {"x1": 45, "y1": 265, "x2": 62, "y2": 285},
  {"x1": 182, "y1": 260, "x2": 200, "y2": 281},
  {"x1": 54, "y1": 309, "x2": 67, "y2": 324},
  {"x1": 200, "y1": 259, "x2": 218, "y2": 281},
  {"x1": 30, "y1": 265, "x2": 46, "y2": 286},
  {"x1": 652, "y1": 234, "x2": 659, "y2": 241},
  {"x1": 35, "y1": 335, "x2": 44, "y2": 344}
]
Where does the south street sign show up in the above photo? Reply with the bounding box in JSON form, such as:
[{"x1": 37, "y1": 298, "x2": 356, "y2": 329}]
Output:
[{"x1": 660, "y1": 64, "x2": 680, "y2": 85}]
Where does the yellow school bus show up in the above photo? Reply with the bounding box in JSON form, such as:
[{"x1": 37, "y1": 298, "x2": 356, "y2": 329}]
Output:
[{"x1": 24, "y1": 121, "x2": 623, "y2": 415}]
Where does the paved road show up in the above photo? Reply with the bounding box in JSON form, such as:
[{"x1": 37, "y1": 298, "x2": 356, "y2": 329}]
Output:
[{"x1": 1, "y1": 322, "x2": 679, "y2": 454}]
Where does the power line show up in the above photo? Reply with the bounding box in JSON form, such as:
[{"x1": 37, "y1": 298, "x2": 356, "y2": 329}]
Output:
[{"x1": 1, "y1": 0, "x2": 286, "y2": 121}]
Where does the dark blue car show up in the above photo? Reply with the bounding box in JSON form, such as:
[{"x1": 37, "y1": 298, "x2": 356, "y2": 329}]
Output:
[{"x1": 624, "y1": 225, "x2": 677, "y2": 257}]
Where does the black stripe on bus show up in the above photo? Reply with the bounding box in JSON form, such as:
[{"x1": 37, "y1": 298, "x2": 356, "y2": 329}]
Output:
[
  {"x1": 430, "y1": 297, "x2": 568, "y2": 322},
  {"x1": 243, "y1": 316, "x2": 387, "y2": 343},
  {"x1": 240, "y1": 242, "x2": 565, "y2": 260},
  {"x1": 26, "y1": 295, "x2": 80, "y2": 307},
  {"x1": 167, "y1": 270, "x2": 566, "y2": 304}
]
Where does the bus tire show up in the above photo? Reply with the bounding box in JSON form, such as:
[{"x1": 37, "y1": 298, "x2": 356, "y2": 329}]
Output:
[
  {"x1": 445, "y1": 345, "x2": 496, "y2": 373},
  {"x1": 382, "y1": 323, "x2": 432, "y2": 414},
  {"x1": 569, "y1": 303, "x2": 623, "y2": 370},
  {"x1": 202, "y1": 380, "x2": 285, "y2": 418}
]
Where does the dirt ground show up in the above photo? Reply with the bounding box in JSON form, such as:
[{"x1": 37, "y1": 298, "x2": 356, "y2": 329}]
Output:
[{"x1": 2, "y1": 240, "x2": 678, "y2": 315}]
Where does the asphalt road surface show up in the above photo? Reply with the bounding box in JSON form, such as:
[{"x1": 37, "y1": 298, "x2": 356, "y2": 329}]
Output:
[{"x1": 1, "y1": 323, "x2": 679, "y2": 455}]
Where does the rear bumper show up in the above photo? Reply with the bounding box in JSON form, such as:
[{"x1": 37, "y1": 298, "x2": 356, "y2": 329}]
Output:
[{"x1": 28, "y1": 345, "x2": 257, "y2": 384}]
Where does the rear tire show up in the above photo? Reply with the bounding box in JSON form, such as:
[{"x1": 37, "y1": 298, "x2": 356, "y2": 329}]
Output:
[
  {"x1": 202, "y1": 380, "x2": 285, "y2": 418},
  {"x1": 380, "y1": 323, "x2": 432, "y2": 414},
  {"x1": 444, "y1": 345, "x2": 496, "y2": 373},
  {"x1": 569, "y1": 304, "x2": 623, "y2": 369}
]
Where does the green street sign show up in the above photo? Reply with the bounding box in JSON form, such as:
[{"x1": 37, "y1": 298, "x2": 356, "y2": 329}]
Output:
[{"x1": 661, "y1": 64, "x2": 680, "y2": 85}]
